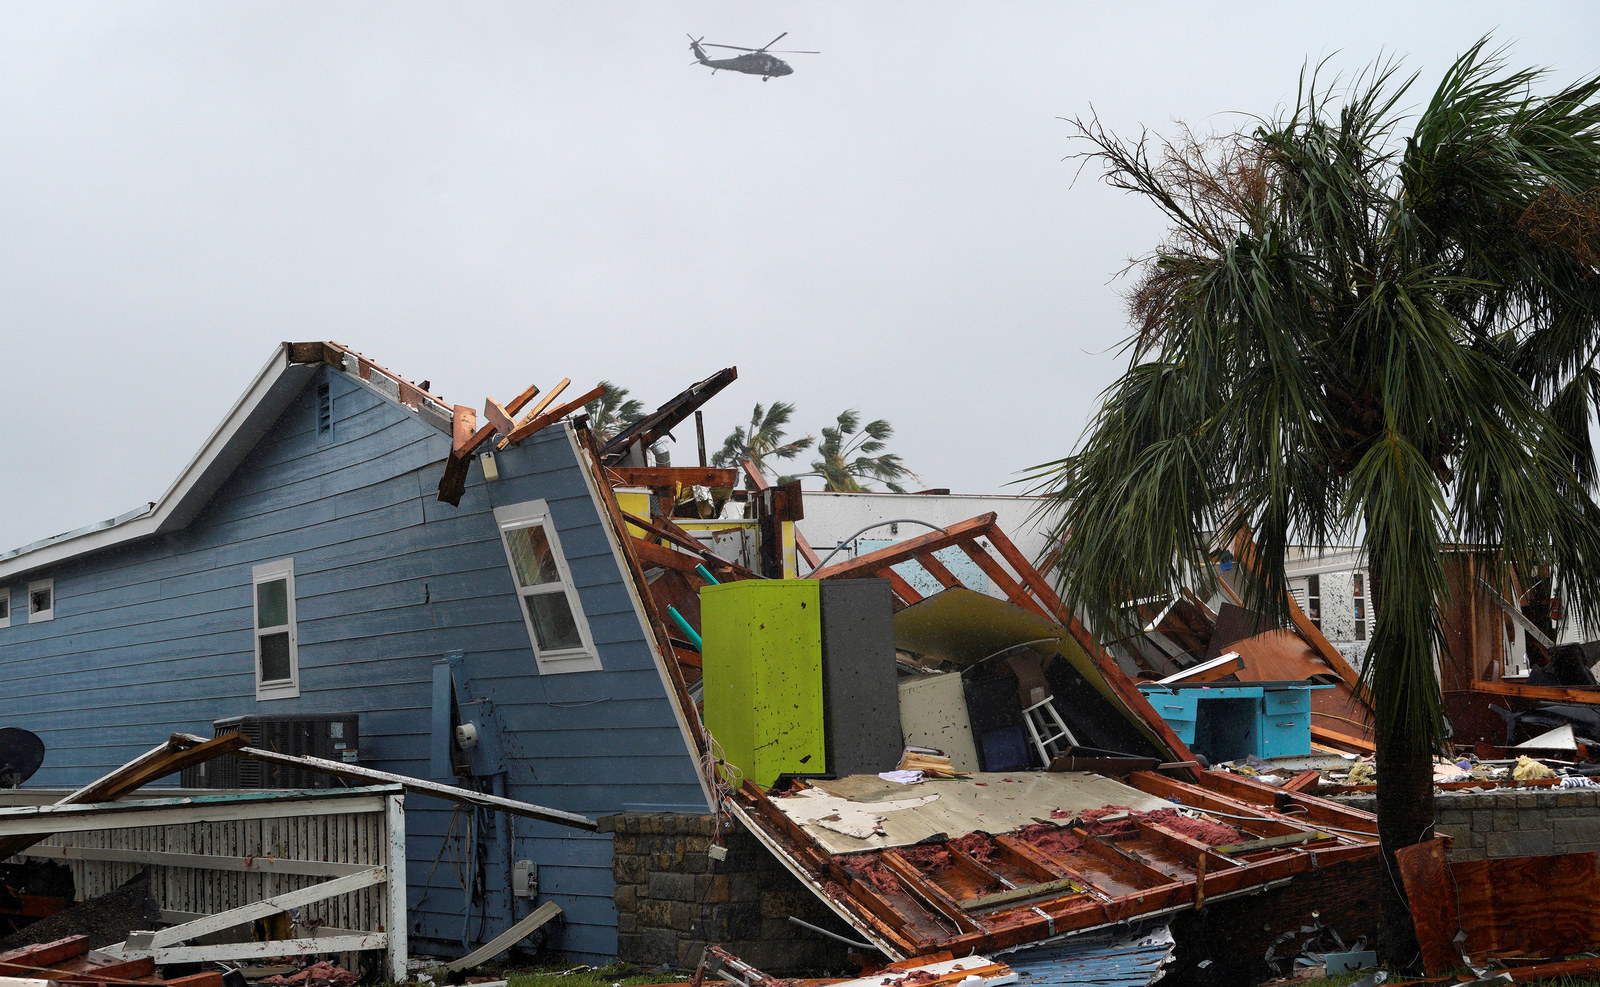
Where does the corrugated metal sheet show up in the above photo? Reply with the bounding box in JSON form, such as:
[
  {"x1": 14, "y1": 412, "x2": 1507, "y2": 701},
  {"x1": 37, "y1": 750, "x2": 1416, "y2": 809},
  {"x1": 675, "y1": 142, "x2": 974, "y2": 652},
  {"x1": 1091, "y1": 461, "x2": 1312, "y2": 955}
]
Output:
[{"x1": 1003, "y1": 924, "x2": 1175, "y2": 987}]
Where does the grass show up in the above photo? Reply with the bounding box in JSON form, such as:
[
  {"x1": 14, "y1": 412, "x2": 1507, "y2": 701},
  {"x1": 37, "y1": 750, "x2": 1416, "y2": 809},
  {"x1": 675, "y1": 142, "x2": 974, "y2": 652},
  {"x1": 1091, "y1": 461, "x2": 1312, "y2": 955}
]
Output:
[
  {"x1": 441, "y1": 962, "x2": 687, "y2": 987},
  {"x1": 507, "y1": 963, "x2": 686, "y2": 987}
]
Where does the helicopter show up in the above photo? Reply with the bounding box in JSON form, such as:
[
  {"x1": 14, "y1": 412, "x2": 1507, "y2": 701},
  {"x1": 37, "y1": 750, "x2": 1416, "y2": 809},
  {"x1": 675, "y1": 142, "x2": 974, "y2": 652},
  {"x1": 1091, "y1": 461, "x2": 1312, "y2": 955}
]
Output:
[{"x1": 688, "y1": 32, "x2": 818, "y2": 81}]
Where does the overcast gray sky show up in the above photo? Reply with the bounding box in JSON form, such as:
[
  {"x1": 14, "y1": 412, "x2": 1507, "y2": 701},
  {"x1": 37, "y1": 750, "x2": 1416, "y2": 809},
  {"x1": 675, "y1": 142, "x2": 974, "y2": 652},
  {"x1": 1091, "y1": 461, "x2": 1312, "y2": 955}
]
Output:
[{"x1": 3, "y1": 2, "x2": 1598, "y2": 553}]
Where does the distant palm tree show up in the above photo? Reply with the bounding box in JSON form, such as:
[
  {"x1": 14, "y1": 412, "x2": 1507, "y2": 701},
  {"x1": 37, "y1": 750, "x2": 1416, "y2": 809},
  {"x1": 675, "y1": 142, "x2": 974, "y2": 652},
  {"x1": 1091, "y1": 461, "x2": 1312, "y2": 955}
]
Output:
[
  {"x1": 796, "y1": 410, "x2": 916, "y2": 492},
  {"x1": 585, "y1": 381, "x2": 645, "y2": 443},
  {"x1": 712, "y1": 402, "x2": 814, "y2": 478}
]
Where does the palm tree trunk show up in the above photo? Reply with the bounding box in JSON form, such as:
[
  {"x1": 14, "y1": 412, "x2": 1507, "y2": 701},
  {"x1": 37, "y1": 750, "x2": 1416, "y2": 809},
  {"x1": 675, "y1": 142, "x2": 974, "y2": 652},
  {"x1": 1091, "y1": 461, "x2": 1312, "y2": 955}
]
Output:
[
  {"x1": 1374, "y1": 741, "x2": 1432, "y2": 966},
  {"x1": 1367, "y1": 551, "x2": 1435, "y2": 969}
]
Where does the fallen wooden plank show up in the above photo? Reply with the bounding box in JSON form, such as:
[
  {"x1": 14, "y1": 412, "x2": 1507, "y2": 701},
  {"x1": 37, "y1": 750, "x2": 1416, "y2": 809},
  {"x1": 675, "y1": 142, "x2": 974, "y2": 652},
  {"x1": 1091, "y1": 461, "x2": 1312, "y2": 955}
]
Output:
[
  {"x1": 0, "y1": 937, "x2": 92, "y2": 976},
  {"x1": 1282, "y1": 770, "x2": 1322, "y2": 793},
  {"x1": 0, "y1": 734, "x2": 246, "y2": 860},
  {"x1": 1214, "y1": 831, "x2": 1332, "y2": 856},
  {"x1": 170, "y1": 733, "x2": 597, "y2": 830},
  {"x1": 119, "y1": 935, "x2": 386, "y2": 965},
  {"x1": 141, "y1": 866, "x2": 386, "y2": 947},
  {"x1": 444, "y1": 901, "x2": 561, "y2": 971},
  {"x1": 960, "y1": 876, "x2": 1084, "y2": 912}
]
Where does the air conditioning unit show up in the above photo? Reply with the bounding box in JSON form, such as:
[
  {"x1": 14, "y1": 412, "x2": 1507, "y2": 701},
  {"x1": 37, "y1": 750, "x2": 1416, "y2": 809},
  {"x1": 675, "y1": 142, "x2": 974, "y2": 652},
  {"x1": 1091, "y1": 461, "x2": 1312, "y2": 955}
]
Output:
[{"x1": 181, "y1": 713, "x2": 360, "y2": 789}]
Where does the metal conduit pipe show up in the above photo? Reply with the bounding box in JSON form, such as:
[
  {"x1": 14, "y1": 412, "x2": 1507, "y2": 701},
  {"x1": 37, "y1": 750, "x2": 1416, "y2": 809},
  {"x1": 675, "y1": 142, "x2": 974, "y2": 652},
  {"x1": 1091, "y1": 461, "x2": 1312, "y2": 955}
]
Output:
[
  {"x1": 810, "y1": 519, "x2": 952, "y2": 572},
  {"x1": 785, "y1": 915, "x2": 879, "y2": 950}
]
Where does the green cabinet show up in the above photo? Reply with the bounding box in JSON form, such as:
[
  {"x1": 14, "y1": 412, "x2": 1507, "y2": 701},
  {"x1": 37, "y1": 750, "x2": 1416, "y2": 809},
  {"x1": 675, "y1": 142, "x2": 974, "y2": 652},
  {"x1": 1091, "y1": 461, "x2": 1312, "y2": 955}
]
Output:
[{"x1": 701, "y1": 580, "x2": 827, "y2": 787}]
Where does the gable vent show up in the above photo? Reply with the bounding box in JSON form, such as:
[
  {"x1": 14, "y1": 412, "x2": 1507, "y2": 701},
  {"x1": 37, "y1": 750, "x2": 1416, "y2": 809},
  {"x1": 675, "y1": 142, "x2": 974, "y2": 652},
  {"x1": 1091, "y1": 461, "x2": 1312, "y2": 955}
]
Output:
[{"x1": 317, "y1": 383, "x2": 332, "y2": 434}]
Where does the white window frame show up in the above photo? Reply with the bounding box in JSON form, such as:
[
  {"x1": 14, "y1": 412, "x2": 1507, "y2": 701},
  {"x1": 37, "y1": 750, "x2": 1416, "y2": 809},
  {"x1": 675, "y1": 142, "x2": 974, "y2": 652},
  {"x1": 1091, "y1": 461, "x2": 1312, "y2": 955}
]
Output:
[
  {"x1": 494, "y1": 500, "x2": 600, "y2": 674},
  {"x1": 252, "y1": 559, "x2": 300, "y2": 700},
  {"x1": 0, "y1": 585, "x2": 10, "y2": 628},
  {"x1": 27, "y1": 579, "x2": 54, "y2": 623}
]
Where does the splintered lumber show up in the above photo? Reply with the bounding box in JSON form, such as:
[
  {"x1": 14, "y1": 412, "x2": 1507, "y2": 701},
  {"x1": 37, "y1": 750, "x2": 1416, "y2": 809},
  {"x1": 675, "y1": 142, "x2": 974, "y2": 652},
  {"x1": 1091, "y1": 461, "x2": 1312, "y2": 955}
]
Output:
[
  {"x1": 501, "y1": 384, "x2": 606, "y2": 447},
  {"x1": 170, "y1": 733, "x2": 597, "y2": 831},
  {"x1": 896, "y1": 749, "x2": 959, "y2": 778},
  {"x1": 0, "y1": 733, "x2": 247, "y2": 860},
  {"x1": 444, "y1": 901, "x2": 561, "y2": 971},
  {"x1": 496, "y1": 378, "x2": 574, "y2": 449}
]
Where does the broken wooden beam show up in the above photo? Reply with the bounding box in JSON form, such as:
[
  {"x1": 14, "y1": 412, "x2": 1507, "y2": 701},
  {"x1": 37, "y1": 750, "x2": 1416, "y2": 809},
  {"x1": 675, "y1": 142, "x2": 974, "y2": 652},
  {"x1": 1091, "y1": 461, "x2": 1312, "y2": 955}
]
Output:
[
  {"x1": 605, "y1": 466, "x2": 740, "y2": 489},
  {"x1": 501, "y1": 384, "x2": 606, "y2": 447},
  {"x1": 0, "y1": 733, "x2": 247, "y2": 860}
]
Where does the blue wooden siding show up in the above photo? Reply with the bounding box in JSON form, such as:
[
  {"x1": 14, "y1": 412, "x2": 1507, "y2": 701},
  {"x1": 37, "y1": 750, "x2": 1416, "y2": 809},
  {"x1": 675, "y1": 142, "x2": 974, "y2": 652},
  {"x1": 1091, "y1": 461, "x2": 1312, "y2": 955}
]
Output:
[{"x1": 0, "y1": 366, "x2": 707, "y2": 962}]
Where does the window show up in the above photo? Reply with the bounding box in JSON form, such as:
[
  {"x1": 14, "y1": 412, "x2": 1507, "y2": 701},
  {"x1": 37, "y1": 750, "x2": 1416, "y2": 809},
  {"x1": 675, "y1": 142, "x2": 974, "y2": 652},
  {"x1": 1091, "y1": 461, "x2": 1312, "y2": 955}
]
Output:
[
  {"x1": 0, "y1": 586, "x2": 10, "y2": 629},
  {"x1": 1353, "y1": 573, "x2": 1366, "y2": 641},
  {"x1": 1306, "y1": 575, "x2": 1322, "y2": 629},
  {"x1": 252, "y1": 559, "x2": 300, "y2": 699},
  {"x1": 27, "y1": 579, "x2": 53, "y2": 623},
  {"x1": 495, "y1": 500, "x2": 599, "y2": 674}
]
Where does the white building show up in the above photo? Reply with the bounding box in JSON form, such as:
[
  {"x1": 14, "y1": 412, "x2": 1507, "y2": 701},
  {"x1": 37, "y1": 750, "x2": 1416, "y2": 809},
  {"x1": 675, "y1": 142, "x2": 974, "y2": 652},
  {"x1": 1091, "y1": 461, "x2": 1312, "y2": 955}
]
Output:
[{"x1": 794, "y1": 490, "x2": 1052, "y2": 599}]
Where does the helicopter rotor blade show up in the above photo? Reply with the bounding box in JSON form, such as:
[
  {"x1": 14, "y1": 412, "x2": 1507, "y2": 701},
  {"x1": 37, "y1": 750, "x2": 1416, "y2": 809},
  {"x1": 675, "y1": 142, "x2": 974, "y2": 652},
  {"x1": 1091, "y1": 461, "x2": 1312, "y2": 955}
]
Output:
[
  {"x1": 755, "y1": 32, "x2": 788, "y2": 52},
  {"x1": 766, "y1": 49, "x2": 820, "y2": 54},
  {"x1": 701, "y1": 43, "x2": 757, "y2": 51}
]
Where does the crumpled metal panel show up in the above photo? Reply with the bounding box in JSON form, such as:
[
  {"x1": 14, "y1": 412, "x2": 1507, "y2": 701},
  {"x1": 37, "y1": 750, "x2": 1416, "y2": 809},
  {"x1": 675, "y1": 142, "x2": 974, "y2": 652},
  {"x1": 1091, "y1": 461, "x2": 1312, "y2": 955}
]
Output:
[{"x1": 1002, "y1": 924, "x2": 1175, "y2": 987}]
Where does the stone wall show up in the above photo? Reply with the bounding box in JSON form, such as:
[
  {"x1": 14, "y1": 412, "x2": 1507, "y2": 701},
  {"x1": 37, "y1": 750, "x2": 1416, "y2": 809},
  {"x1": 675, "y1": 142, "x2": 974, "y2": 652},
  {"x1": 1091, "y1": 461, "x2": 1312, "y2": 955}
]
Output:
[
  {"x1": 602, "y1": 812, "x2": 858, "y2": 974},
  {"x1": 1340, "y1": 786, "x2": 1600, "y2": 860}
]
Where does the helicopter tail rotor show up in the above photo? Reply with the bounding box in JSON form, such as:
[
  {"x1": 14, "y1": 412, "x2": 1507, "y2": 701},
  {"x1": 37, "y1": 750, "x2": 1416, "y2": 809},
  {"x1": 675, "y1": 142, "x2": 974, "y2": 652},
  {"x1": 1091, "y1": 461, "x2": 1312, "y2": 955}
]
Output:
[{"x1": 686, "y1": 34, "x2": 711, "y2": 65}]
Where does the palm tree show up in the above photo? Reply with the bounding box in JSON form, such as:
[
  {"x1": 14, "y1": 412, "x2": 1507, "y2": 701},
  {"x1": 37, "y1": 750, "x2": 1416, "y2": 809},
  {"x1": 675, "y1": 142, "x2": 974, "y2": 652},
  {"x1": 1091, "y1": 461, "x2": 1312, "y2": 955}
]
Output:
[
  {"x1": 797, "y1": 410, "x2": 917, "y2": 492},
  {"x1": 1029, "y1": 42, "x2": 1600, "y2": 964},
  {"x1": 711, "y1": 402, "x2": 815, "y2": 479},
  {"x1": 584, "y1": 381, "x2": 645, "y2": 443}
]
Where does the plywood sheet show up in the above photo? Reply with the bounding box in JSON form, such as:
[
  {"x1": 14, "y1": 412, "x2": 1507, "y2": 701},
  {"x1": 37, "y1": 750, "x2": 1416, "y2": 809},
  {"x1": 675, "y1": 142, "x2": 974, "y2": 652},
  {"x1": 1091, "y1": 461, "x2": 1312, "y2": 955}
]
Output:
[
  {"x1": 1231, "y1": 630, "x2": 1328, "y2": 681},
  {"x1": 1398, "y1": 839, "x2": 1600, "y2": 973},
  {"x1": 1451, "y1": 851, "x2": 1600, "y2": 960},
  {"x1": 771, "y1": 771, "x2": 1170, "y2": 854},
  {"x1": 1395, "y1": 838, "x2": 1457, "y2": 975}
]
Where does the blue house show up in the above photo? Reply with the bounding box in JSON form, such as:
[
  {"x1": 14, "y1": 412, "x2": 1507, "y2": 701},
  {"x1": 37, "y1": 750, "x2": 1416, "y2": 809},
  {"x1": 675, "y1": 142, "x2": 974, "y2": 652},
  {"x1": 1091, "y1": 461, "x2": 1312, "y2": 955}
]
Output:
[{"x1": 0, "y1": 342, "x2": 712, "y2": 962}]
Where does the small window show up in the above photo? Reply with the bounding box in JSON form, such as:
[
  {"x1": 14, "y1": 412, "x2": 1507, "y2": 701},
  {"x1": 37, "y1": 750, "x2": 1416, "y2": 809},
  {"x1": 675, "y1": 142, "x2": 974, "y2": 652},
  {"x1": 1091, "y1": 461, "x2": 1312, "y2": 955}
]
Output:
[
  {"x1": 1353, "y1": 573, "x2": 1366, "y2": 641},
  {"x1": 495, "y1": 500, "x2": 599, "y2": 674},
  {"x1": 0, "y1": 586, "x2": 10, "y2": 629},
  {"x1": 1306, "y1": 574, "x2": 1322, "y2": 629},
  {"x1": 27, "y1": 579, "x2": 53, "y2": 623},
  {"x1": 252, "y1": 559, "x2": 300, "y2": 699}
]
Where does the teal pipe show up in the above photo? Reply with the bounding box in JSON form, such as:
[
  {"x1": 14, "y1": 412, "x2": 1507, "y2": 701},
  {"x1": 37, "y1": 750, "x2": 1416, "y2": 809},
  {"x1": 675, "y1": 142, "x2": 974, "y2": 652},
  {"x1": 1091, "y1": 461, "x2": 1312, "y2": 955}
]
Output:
[
  {"x1": 695, "y1": 564, "x2": 720, "y2": 585},
  {"x1": 667, "y1": 605, "x2": 703, "y2": 652}
]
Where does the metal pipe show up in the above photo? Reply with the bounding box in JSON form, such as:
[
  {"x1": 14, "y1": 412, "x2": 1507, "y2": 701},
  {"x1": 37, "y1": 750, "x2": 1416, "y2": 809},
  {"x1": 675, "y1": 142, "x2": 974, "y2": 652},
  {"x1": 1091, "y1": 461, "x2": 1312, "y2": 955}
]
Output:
[
  {"x1": 810, "y1": 519, "x2": 951, "y2": 572},
  {"x1": 668, "y1": 605, "x2": 703, "y2": 651},
  {"x1": 785, "y1": 915, "x2": 878, "y2": 950},
  {"x1": 695, "y1": 564, "x2": 720, "y2": 585}
]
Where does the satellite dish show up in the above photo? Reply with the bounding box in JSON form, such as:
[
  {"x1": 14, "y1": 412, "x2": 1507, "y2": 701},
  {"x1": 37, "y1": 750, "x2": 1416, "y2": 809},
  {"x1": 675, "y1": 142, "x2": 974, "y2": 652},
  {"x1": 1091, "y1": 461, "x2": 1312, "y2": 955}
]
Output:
[{"x1": 0, "y1": 728, "x2": 45, "y2": 788}]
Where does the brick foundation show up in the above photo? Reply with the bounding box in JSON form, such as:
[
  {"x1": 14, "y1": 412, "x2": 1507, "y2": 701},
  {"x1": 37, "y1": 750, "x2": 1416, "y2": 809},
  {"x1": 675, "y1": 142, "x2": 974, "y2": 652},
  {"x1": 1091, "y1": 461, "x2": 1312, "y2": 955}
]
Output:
[
  {"x1": 1339, "y1": 786, "x2": 1600, "y2": 860},
  {"x1": 602, "y1": 812, "x2": 858, "y2": 974}
]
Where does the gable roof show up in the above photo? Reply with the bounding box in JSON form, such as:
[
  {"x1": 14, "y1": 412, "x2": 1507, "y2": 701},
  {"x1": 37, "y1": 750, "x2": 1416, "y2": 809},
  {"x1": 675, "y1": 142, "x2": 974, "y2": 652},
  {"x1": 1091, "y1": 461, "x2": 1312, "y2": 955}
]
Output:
[{"x1": 0, "y1": 341, "x2": 454, "y2": 581}]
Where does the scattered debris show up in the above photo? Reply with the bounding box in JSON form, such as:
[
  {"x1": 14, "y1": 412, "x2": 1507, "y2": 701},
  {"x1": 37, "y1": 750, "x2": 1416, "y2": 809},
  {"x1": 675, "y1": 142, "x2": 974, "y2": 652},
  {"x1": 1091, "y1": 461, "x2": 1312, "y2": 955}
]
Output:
[{"x1": 262, "y1": 960, "x2": 361, "y2": 986}]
